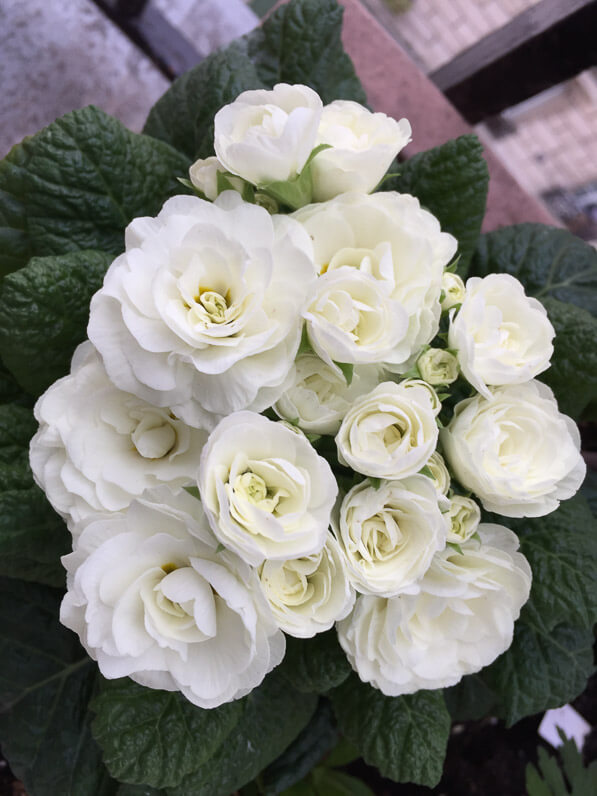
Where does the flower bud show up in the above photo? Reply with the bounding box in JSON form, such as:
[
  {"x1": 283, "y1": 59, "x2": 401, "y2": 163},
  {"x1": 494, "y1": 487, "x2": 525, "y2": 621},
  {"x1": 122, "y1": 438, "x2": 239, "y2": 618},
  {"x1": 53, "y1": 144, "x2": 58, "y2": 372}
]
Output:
[
  {"x1": 417, "y1": 347, "x2": 459, "y2": 385},
  {"x1": 441, "y1": 271, "x2": 465, "y2": 311},
  {"x1": 446, "y1": 495, "x2": 481, "y2": 544}
]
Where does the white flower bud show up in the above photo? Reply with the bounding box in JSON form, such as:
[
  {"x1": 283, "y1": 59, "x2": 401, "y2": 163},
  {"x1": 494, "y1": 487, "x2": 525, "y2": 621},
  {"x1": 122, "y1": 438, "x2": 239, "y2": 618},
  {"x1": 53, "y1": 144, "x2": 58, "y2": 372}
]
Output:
[{"x1": 417, "y1": 348, "x2": 459, "y2": 385}]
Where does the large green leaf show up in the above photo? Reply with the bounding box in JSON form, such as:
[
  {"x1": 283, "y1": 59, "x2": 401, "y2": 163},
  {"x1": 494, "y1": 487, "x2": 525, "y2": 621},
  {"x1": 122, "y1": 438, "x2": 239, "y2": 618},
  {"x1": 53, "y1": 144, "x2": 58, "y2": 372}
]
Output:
[
  {"x1": 0, "y1": 106, "x2": 189, "y2": 277},
  {"x1": 247, "y1": 0, "x2": 366, "y2": 105},
  {"x1": 477, "y1": 495, "x2": 597, "y2": 726},
  {"x1": 0, "y1": 578, "x2": 115, "y2": 796},
  {"x1": 0, "y1": 250, "x2": 112, "y2": 397},
  {"x1": 383, "y1": 135, "x2": 489, "y2": 275},
  {"x1": 172, "y1": 668, "x2": 318, "y2": 796},
  {"x1": 330, "y1": 675, "x2": 450, "y2": 788},
  {"x1": 91, "y1": 677, "x2": 242, "y2": 789},
  {"x1": 261, "y1": 699, "x2": 338, "y2": 795},
  {"x1": 443, "y1": 674, "x2": 498, "y2": 723},
  {"x1": 581, "y1": 469, "x2": 597, "y2": 519},
  {"x1": 538, "y1": 297, "x2": 597, "y2": 419},
  {"x1": 512, "y1": 495, "x2": 597, "y2": 631},
  {"x1": 471, "y1": 224, "x2": 597, "y2": 316},
  {"x1": 144, "y1": 0, "x2": 366, "y2": 161},
  {"x1": 0, "y1": 403, "x2": 69, "y2": 587},
  {"x1": 144, "y1": 42, "x2": 263, "y2": 162},
  {"x1": 280, "y1": 630, "x2": 352, "y2": 693},
  {"x1": 480, "y1": 606, "x2": 594, "y2": 727},
  {"x1": 0, "y1": 357, "x2": 31, "y2": 406}
]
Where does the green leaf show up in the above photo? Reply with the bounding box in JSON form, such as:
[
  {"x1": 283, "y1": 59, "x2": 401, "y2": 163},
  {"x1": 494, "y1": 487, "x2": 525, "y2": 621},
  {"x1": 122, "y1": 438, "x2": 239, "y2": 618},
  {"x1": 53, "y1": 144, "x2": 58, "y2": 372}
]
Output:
[
  {"x1": 91, "y1": 677, "x2": 242, "y2": 789},
  {"x1": 538, "y1": 297, "x2": 597, "y2": 419},
  {"x1": 280, "y1": 630, "x2": 352, "y2": 694},
  {"x1": 471, "y1": 224, "x2": 597, "y2": 316},
  {"x1": 0, "y1": 106, "x2": 189, "y2": 276},
  {"x1": 507, "y1": 495, "x2": 597, "y2": 631},
  {"x1": 0, "y1": 250, "x2": 112, "y2": 397},
  {"x1": 323, "y1": 736, "x2": 360, "y2": 769},
  {"x1": 171, "y1": 668, "x2": 317, "y2": 796},
  {"x1": 384, "y1": 135, "x2": 489, "y2": 276},
  {"x1": 144, "y1": 42, "x2": 264, "y2": 162},
  {"x1": 0, "y1": 403, "x2": 70, "y2": 587},
  {"x1": 0, "y1": 578, "x2": 114, "y2": 795},
  {"x1": 481, "y1": 606, "x2": 594, "y2": 727},
  {"x1": 311, "y1": 768, "x2": 375, "y2": 796},
  {"x1": 475, "y1": 495, "x2": 597, "y2": 726},
  {"x1": 262, "y1": 700, "x2": 338, "y2": 795},
  {"x1": 330, "y1": 675, "x2": 450, "y2": 787},
  {"x1": 581, "y1": 468, "x2": 597, "y2": 519},
  {"x1": 247, "y1": 0, "x2": 367, "y2": 105},
  {"x1": 443, "y1": 674, "x2": 498, "y2": 722},
  {"x1": 143, "y1": 0, "x2": 366, "y2": 161},
  {"x1": 0, "y1": 356, "x2": 31, "y2": 407}
]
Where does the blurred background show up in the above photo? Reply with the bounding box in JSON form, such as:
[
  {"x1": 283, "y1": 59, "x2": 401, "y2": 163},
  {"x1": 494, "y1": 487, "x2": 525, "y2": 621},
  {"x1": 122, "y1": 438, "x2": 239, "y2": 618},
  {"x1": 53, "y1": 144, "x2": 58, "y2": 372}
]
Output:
[{"x1": 1, "y1": 0, "x2": 596, "y2": 245}]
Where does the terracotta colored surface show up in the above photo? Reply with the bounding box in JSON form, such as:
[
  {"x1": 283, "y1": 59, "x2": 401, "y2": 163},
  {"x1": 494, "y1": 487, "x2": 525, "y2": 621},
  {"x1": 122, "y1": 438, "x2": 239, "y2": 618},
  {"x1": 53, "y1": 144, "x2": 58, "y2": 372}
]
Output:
[
  {"x1": 271, "y1": 0, "x2": 558, "y2": 230},
  {"x1": 338, "y1": 0, "x2": 558, "y2": 230}
]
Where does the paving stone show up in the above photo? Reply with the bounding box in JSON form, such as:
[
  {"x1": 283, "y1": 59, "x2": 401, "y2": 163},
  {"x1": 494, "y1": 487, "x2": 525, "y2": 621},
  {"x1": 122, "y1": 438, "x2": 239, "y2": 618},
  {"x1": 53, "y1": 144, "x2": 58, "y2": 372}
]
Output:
[{"x1": 0, "y1": 0, "x2": 169, "y2": 157}]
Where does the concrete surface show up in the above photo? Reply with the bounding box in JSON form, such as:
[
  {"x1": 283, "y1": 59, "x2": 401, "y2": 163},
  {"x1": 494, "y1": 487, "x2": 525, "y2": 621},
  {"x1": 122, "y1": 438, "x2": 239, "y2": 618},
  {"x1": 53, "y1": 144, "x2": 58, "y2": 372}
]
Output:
[{"x1": 0, "y1": 0, "x2": 258, "y2": 157}]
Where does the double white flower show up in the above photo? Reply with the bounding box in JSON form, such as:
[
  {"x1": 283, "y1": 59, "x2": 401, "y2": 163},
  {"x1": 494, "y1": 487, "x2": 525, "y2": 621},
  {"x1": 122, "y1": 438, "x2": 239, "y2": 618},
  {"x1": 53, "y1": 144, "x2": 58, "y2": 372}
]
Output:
[
  {"x1": 259, "y1": 533, "x2": 355, "y2": 638},
  {"x1": 61, "y1": 489, "x2": 285, "y2": 708},
  {"x1": 88, "y1": 192, "x2": 316, "y2": 431},
  {"x1": 336, "y1": 476, "x2": 448, "y2": 596},
  {"x1": 442, "y1": 381, "x2": 586, "y2": 517},
  {"x1": 295, "y1": 192, "x2": 457, "y2": 370},
  {"x1": 214, "y1": 83, "x2": 323, "y2": 185},
  {"x1": 274, "y1": 353, "x2": 382, "y2": 435},
  {"x1": 336, "y1": 380, "x2": 440, "y2": 479},
  {"x1": 30, "y1": 343, "x2": 206, "y2": 530},
  {"x1": 338, "y1": 524, "x2": 532, "y2": 695},
  {"x1": 198, "y1": 412, "x2": 337, "y2": 566},
  {"x1": 449, "y1": 274, "x2": 554, "y2": 397}
]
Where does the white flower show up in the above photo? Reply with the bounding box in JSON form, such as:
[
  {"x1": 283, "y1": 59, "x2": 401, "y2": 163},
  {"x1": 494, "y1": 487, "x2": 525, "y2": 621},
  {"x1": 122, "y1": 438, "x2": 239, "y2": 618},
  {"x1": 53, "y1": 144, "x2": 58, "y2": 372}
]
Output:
[
  {"x1": 60, "y1": 488, "x2": 285, "y2": 708},
  {"x1": 417, "y1": 348, "x2": 459, "y2": 385},
  {"x1": 293, "y1": 192, "x2": 457, "y2": 370},
  {"x1": 441, "y1": 271, "x2": 465, "y2": 311},
  {"x1": 88, "y1": 192, "x2": 316, "y2": 431},
  {"x1": 423, "y1": 451, "x2": 451, "y2": 495},
  {"x1": 259, "y1": 533, "x2": 355, "y2": 638},
  {"x1": 198, "y1": 412, "x2": 337, "y2": 566},
  {"x1": 29, "y1": 343, "x2": 206, "y2": 531},
  {"x1": 304, "y1": 267, "x2": 409, "y2": 370},
  {"x1": 446, "y1": 496, "x2": 480, "y2": 544},
  {"x1": 274, "y1": 353, "x2": 382, "y2": 435},
  {"x1": 188, "y1": 156, "x2": 244, "y2": 201},
  {"x1": 337, "y1": 523, "x2": 531, "y2": 696},
  {"x1": 336, "y1": 380, "x2": 440, "y2": 479},
  {"x1": 449, "y1": 274, "x2": 555, "y2": 397},
  {"x1": 311, "y1": 101, "x2": 411, "y2": 201},
  {"x1": 214, "y1": 83, "x2": 322, "y2": 186},
  {"x1": 441, "y1": 381, "x2": 586, "y2": 517},
  {"x1": 336, "y1": 475, "x2": 447, "y2": 596}
]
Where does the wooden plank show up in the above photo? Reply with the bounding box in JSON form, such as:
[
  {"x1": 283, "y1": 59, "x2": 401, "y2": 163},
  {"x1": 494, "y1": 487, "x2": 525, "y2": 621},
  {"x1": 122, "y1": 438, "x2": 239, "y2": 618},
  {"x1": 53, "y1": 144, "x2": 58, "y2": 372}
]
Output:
[
  {"x1": 431, "y1": 0, "x2": 597, "y2": 123},
  {"x1": 92, "y1": 0, "x2": 203, "y2": 79}
]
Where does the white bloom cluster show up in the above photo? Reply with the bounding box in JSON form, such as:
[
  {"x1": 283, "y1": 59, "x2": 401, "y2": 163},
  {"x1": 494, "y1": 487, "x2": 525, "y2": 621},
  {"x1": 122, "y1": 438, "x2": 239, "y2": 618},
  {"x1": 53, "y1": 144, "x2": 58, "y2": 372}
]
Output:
[{"x1": 29, "y1": 81, "x2": 585, "y2": 708}]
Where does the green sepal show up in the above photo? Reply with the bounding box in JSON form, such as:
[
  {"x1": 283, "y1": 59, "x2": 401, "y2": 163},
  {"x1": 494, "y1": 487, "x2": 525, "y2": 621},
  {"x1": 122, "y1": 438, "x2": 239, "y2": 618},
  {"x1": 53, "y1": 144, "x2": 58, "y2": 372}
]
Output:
[
  {"x1": 333, "y1": 361, "x2": 354, "y2": 386},
  {"x1": 258, "y1": 144, "x2": 331, "y2": 210}
]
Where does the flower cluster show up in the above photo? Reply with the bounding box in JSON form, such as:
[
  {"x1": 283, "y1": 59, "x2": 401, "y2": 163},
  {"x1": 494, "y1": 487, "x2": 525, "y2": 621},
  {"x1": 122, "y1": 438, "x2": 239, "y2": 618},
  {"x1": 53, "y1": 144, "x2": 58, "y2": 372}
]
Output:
[{"x1": 30, "y1": 83, "x2": 585, "y2": 708}]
